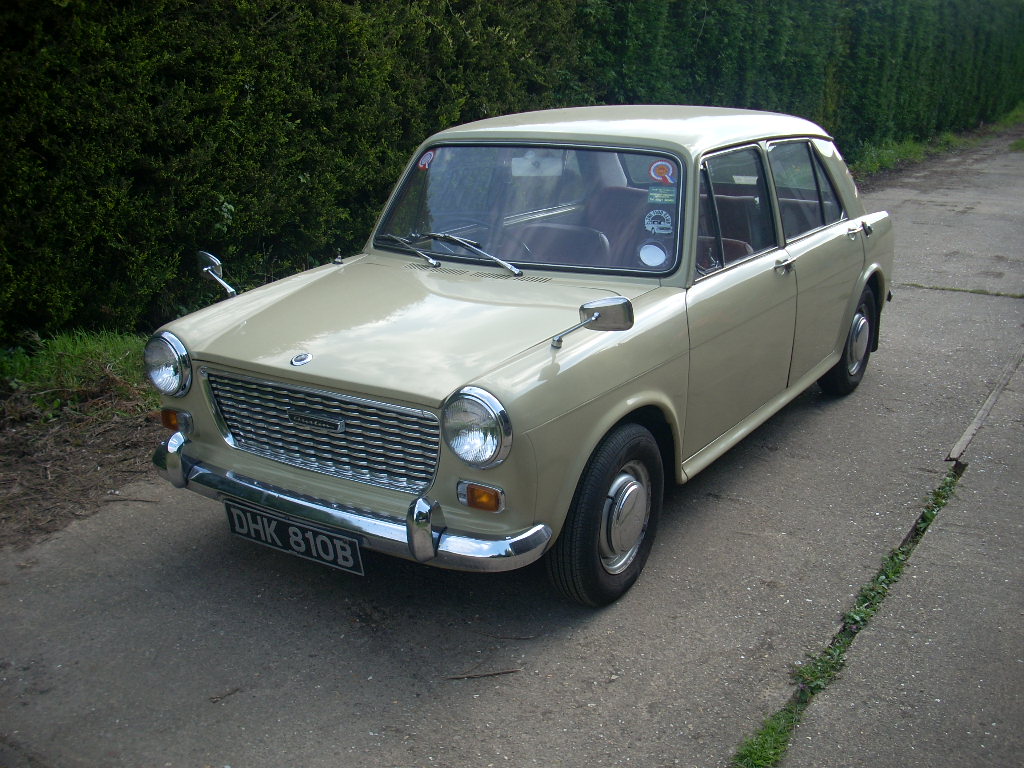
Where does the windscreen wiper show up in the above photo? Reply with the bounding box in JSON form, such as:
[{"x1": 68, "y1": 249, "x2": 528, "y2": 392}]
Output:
[
  {"x1": 375, "y1": 234, "x2": 440, "y2": 268},
  {"x1": 420, "y1": 232, "x2": 523, "y2": 277}
]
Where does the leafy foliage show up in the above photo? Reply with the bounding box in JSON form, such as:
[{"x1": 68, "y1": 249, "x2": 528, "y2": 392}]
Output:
[{"x1": 2, "y1": 0, "x2": 1022, "y2": 340}]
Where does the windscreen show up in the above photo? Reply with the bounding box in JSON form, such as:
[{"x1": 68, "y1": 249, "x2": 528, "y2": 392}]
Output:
[{"x1": 376, "y1": 145, "x2": 684, "y2": 273}]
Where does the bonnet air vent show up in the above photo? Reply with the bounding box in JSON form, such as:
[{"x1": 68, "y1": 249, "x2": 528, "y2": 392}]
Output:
[
  {"x1": 473, "y1": 272, "x2": 551, "y2": 283},
  {"x1": 405, "y1": 264, "x2": 470, "y2": 276}
]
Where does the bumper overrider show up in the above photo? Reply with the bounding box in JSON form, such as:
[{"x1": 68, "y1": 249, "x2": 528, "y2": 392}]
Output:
[{"x1": 153, "y1": 432, "x2": 552, "y2": 572}]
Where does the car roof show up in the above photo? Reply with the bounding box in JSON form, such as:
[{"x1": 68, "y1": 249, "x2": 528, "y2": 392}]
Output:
[{"x1": 427, "y1": 105, "x2": 831, "y2": 158}]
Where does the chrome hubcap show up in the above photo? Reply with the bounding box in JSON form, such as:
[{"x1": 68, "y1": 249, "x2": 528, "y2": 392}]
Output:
[
  {"x1": 846, "y1": 309, "x2": 870, "y2": 376},
  {"x1": 600, "y1": 460, "x2": 651, "y2": 575}
]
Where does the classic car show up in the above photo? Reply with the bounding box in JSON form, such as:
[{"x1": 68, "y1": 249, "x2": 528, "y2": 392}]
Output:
[{"x1": 146, "y1": 105, "x2": 894, "y2": 606}]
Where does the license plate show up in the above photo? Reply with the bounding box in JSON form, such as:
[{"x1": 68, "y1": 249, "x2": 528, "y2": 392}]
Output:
[{"x1": 225, "y1": 501, "x2": 364, "y2": 576}]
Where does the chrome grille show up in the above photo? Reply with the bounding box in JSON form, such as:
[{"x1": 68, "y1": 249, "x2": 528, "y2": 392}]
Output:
[{"x1": 205, "y1": 371, "x2": 440, "y2": 493}]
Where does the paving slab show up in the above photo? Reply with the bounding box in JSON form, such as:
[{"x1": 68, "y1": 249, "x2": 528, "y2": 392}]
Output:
[{"x1": 783, "y1": 351, "x2": 1023, "y2": 768}]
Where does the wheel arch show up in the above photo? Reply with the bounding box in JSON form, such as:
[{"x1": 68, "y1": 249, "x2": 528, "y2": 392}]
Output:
[{"x1": 610, "y1": 405, "x2": 676, "y2": 491}]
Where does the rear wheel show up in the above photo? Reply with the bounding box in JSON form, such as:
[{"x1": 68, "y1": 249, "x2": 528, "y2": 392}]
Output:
[
  {"x1": 819, "y1": 285, "x2": 875, "y2": 396},
  {"x1": 546, "y1": 423, "x2": 663, "y2": 607}
]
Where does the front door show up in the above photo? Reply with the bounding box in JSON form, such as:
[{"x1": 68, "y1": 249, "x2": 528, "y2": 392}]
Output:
[{"x1": 683, "y1": 146, "x2": 796, "y2": 460}]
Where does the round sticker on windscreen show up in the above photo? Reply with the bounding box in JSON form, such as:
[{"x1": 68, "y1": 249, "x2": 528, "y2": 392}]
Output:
[
  {"x1": 639, "y1": 243, "x2": 668, "y2": 267},
  {"x1": 649, "y1": 160, "x2": 676, "y2": 184}
]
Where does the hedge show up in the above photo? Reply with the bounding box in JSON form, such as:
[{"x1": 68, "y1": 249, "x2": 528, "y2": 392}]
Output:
[{"x1": 1, "y1": 0, "x2": 1022, "y2": 341}]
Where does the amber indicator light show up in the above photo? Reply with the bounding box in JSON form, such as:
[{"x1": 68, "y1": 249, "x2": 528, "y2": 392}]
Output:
[
  {"x1": 464, "y1": 483, "x2": 502, "y2": 512},
  {"x1": 160, "y1": 409, "x2": 181, "y2": 431}
]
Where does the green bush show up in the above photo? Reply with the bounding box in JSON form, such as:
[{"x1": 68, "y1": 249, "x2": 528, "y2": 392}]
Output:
[{"x1": 1, "y1": 0, "x2": 1022, "y2": 342}]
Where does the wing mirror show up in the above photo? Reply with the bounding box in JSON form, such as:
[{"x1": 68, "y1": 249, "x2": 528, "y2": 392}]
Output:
[
  {"x1": 197, "y1": 250, "x2": 237, "y2": 298},
  {"x1": 551, "y1": 296, "x2": 634, "y2": 349}
]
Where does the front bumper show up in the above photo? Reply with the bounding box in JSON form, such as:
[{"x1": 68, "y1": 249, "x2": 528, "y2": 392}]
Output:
[{"x1": 153, "y1": 432, "x2": 552, "y2": 573}]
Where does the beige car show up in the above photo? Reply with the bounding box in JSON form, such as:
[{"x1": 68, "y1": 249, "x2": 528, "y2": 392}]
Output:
[{"x1": 146, "y1": 106, "x2": 894, "y2": 606}]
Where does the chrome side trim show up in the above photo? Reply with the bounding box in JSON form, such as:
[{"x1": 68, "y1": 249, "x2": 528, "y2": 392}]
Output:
[{"x1": 153, "y1": 436, "x2": 551, "y2": 573}]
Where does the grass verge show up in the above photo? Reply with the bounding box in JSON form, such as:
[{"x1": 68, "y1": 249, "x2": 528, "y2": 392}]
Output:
[
  {"x1": 1, "y1": 330, "x2": 156, "y2": 422},
  {"x1": 729, "y1": 467, "x2": 963, "y2": 768},
  {"x1": 850, "y1": 132, "x2": 966, "y2": 176}
]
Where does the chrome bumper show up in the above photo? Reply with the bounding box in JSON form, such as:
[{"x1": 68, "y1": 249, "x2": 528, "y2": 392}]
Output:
[{"x1": 153, "y1": 432, "x2": 552, "y2": 573}]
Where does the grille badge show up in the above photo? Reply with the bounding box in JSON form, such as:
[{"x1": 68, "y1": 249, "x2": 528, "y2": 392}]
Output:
[
  {"x1": 288, "y1": 408, "x2": 345, "y2": 434},
  {"x1": 290, "y1": 352, "x2": 312, "y2": 366}
]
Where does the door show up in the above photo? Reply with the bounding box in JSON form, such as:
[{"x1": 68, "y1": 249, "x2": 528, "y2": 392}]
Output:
[
  {"x1": 683, "y1": 147, "x2": 796, "y2": 460},
  {"x1": 767, "y1": 140, "x2": 866, "y2": 383}
]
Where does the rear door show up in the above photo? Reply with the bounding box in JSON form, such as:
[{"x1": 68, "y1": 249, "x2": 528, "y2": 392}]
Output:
[{"x1": 766, "y1": 140, "x2": 865, "y2": 383}]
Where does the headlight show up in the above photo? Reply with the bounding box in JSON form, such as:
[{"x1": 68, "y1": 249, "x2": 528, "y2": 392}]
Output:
[
  {"x1": 144, "y1": 331, "x2": 192, "y2": 397},
  {"x1": 442, "y1": 387, "x2": 512, "y2": 468}
]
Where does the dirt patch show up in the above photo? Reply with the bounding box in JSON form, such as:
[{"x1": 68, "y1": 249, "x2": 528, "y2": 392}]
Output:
[{"x1": 0, "y1": 406, "x2": 164, "y2": 550}]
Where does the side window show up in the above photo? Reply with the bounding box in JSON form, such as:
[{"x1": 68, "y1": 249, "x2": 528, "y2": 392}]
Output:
[
  {"x1": 812, "y1": 153, "x2": 844, "y2": 226},
  {"x1": 696, "y1": 146, "x2": 775, "y2": 277},
  {"x1": 768, "y1": 141, "x2": 845, "y2": 240}
]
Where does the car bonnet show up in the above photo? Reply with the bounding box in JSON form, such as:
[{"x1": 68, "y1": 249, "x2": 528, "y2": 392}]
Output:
[{"x1": 164, "y1": 256, "x2": 648, "y2": 406}]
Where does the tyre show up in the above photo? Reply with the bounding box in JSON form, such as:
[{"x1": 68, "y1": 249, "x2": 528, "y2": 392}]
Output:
[
  {"x1": 818, "y1": 285, "x2": 876, "y2": 396},
  {"x1": 546, "y1": 423, "x2": 663, "y2": 607}
]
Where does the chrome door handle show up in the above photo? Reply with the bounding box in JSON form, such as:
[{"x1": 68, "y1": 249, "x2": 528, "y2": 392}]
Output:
[
  {"x1": 848, "y1": 221, "x2": 874, "y2": 240},
  {"x1": 774, "y1": 256, "x2": 797, "y2": 273}
]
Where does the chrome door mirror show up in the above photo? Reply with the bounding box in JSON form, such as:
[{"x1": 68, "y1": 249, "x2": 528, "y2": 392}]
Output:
[
  {"x1": 580, "y1": 296, "x2": 634, "y2": 331},
  {"x1": 552, "y1": 296, "x2": 634, "y2": 348},
  {"x1": 197, "y1": 250, "x2": 237, "y2": 298}
]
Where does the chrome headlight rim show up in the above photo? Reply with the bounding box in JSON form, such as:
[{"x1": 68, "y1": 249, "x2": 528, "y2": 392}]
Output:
[
  {"x1": 144, "y1": 331, "x2": 192, "y2": 398},
  {"x1": 442, "y1": 386, "x2": 512, "y2": 469}
]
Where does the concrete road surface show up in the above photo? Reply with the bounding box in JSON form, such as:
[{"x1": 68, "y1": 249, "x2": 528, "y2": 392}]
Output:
[{"x1": 2, "y1": 128, "x2": 1022, "y2": 768}]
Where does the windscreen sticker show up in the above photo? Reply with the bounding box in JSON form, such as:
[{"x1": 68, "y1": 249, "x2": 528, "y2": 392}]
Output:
[
  {"x1": 648, "y1": 160, "x2": 676, "y2": 184},
  {"x1": 417, "y1": 150, "x2": 436, "y2": 170},
  {"x1": 647, "y1": 186, "x2": 677, "y2": 204},
  {"x1": 644, "y1": 209, "x2": 673, "y2": 236}
]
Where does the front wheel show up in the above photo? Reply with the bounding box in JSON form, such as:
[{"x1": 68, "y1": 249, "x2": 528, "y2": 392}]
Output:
[
  {"x1": 819, "y1": 285, "x2": 876, "y2": 396},
  {"x1": 546, "y1": 423, "x2": 663, "y2": 607}
]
